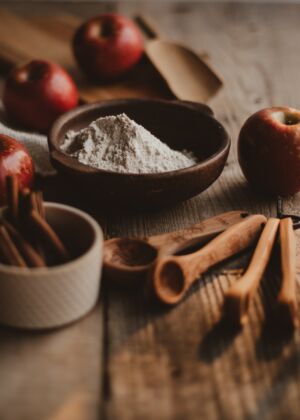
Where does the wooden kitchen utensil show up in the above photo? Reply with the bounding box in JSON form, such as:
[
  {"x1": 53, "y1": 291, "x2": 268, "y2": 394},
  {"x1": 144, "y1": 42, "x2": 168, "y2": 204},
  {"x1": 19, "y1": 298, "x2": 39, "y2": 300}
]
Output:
[
  {"x1": 135, "y1": 15, "x2": 223, "y2": 103},
  {"x1": 48, "y1": 99, "x2": 230, "y2": 209},
  {"x1": 152, "y1": 214, "x2": 266, "y2": 305},
  {"x1": 104, "y1": 211, "x2": 248, "y2": 284},
  {"x1": 223, "y1": 218, "x2": 280, "y2": 326},
  {"x1": 277, "y1": 217, "x2": 299, "y2": 328}
]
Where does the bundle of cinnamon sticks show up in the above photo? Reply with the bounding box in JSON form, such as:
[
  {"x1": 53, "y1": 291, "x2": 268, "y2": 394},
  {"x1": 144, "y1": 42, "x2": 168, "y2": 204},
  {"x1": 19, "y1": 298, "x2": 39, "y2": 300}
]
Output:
[{"x1": 0, "y1": 176, "x2": 70, "y2": 267}]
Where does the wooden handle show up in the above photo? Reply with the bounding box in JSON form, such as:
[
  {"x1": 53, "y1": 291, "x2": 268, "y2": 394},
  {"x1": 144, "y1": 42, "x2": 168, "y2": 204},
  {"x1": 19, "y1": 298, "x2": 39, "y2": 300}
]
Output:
[
  {"x1": 153, "y1": 214, "x2": 266, "y2": 305},
  {"x1": 148, "y1": 210, "x2": 249, "y2": 256},
  {"x1": 277, "y1": 218, "x2": 298, "y2": 327},
  {"x1": 184, "y1": 214, "x2": 267, "y2": 284},
  {"x1": 224, "y1": 218, "x2": 280, "y2": 325},
  {"x1": 135, "y1": 15, "x2": 160, "y2": 39}
]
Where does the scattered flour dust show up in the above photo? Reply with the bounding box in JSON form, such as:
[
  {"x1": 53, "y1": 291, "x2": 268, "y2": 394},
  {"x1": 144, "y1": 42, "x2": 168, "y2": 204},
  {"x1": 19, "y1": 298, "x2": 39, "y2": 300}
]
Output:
[{"x1": 61, "y1": 113, "x2": 197, "y2": 174}]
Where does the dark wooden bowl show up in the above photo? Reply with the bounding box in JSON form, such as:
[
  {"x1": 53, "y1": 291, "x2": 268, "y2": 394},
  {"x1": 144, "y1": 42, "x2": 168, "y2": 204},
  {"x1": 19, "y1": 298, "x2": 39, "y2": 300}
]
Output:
[{"x1": 48, "y1": 99, "x2": 230, "y2": 210}]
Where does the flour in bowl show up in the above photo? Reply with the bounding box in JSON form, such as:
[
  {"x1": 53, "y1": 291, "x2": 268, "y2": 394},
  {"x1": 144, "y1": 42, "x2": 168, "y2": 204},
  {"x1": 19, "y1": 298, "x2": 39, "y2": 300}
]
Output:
[{"x1": 60, "y1": 113, "x2": 197, "y2": 174}]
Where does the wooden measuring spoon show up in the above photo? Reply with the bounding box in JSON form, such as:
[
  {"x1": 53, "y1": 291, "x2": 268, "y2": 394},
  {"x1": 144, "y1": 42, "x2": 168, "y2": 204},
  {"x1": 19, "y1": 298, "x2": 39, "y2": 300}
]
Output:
[
  {"x1": 277, "y1": 217, "x2": 299, "y2": 328},
  {"x1": 152, "y1": 214, "x2": 267, "y2": 305},
  {"x1": 223, "y1": 218, "x2": 280, "y2": 326},
  {"x1": 135, "y1": 15, "x2": 223, "y2": 103},
  {"x1": 104, "y1": 211, "x2": 248, "y2": 284}
]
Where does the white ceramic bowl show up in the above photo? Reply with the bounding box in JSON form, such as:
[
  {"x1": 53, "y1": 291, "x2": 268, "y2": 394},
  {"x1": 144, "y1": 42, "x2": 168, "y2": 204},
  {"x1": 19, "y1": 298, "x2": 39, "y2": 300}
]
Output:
[{"x1": 0, "y1": 202, "x2": 103, "y2": 329}]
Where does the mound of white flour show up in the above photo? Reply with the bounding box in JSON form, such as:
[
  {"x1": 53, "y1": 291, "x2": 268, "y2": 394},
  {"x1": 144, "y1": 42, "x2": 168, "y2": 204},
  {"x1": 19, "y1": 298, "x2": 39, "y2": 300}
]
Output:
[{"x1": 61, "y1": 113, "x2": 197, "y2": 174}]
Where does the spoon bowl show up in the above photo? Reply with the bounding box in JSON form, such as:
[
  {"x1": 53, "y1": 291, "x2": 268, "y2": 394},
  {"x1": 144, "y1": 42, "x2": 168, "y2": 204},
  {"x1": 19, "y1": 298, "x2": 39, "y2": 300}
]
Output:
[
  {"x1": 104, "y1": 238, "x2": 158, "y2": 267},
  {"x1": 103, "y1": 238, "x2": 158, "y2": 282},
  {"x1": 135, "y1": 15, "x2": 223, "y2": 103},
  {"x1": 145, "y1": 40, "x2": 222, "y2": 103},
  {"x1": 157, "y1": 260, "x2": 186, "y2": 302},
  {"x1": 103, "y1": 211, "x2": 248, "y2": 285}
]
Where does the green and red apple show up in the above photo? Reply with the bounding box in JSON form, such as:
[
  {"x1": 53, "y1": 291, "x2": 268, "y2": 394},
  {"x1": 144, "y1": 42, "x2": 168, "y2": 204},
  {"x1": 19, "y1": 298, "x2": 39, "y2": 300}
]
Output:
[{"x1": 238, "y1": 107, "x2": 300, "y2": 196}]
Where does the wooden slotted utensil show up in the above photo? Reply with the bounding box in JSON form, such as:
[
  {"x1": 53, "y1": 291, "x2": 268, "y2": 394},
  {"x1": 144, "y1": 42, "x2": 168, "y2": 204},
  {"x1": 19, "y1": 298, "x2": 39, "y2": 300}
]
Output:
[
  {"x1": 277, "y1": 217, "x2": 299, "y2": 328},
  {"x1": 104, "y1": 211, "x2": 248, "y2": 284},
  {"x1": 152, "y1": 214, "x2": 266, "y2": 305},
  {"x1": 135, "y1": 15, "x2": 223, "y2": 103},
  {"x1": 223, "y1": 218, "x2": 280, "y2": 326}
]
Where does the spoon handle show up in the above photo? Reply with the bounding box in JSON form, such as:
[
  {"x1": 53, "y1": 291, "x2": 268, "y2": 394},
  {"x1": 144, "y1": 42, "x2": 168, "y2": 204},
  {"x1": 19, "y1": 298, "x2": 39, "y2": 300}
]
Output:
[
  {"x1": 223, "y1": 218, "x2": 279, "y2": 325},
  {"x1": 184, "y1": 214, "x2": 267, "y2": 286},
  {"x1": 148, "y1": 211, "x2": 249, "y2": 256},
  {"x1": 277, "y1": 217, "x2": 298, "y2": 327},
  {"x1": 153, "y1": 214, "x2": 266, "y2": 305},
  {"x1": 135, "y1": 15, "x2": 160, "y2": 39}
]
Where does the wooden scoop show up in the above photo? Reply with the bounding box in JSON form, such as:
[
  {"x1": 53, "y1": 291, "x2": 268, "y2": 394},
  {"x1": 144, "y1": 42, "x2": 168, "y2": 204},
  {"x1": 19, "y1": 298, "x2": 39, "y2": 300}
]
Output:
[
  {"x1": 104, "y1": 211, "x2": 248, "y2": 284},
  {"x1": 152, "y1": 214, "x2": 267, "y2": 305},
  {"x1": 223, "y1": 218, "x2": 280, "y2": 326},
  {"x1": 277, "y1": 217, "x2": 299, "y2": 328},
  {"x1": 135, "y1": 15, "x2": 223, "y2": 103}
]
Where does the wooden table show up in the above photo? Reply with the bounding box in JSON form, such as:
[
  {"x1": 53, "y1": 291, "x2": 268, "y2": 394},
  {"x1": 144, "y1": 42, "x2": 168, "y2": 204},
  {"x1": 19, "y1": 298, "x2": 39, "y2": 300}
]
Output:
[{"x1": 1, "y1": 2, "x2": 300, "y2": 419}]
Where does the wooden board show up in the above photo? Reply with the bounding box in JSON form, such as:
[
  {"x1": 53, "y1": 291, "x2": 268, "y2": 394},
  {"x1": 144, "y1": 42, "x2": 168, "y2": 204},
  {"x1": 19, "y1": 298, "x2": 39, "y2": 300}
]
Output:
[
  {"x1": 0, "y1": 9, "x2": 173, "y2": 103},
  {"x1": 1, "y1": 2, "x2": 300, "y2": 420},
  {"x1": 96, "y1": 2, "x2": 300, "y2": 419}
]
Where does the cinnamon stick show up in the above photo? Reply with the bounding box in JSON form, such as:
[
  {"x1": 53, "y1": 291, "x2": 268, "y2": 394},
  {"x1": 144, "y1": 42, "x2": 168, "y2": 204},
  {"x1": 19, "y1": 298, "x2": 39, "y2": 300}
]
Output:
[
  {"x1": 29, "y1": 191, "x2": 39, "y2": 214},
  {"x1": 5, "y1": 175, "x2": 19, "y2": 225},
  {"x1": 35, "y1": 191, "x2": 45, "y2": 219},
  {"x1": 3, "y1": 220, "x2": 46, "y2": 268},
  {"x1": 0, "y1": 225, "x2": 27, "y2": 267},
  {"x1": 29, "y1": 210, "x2": 70, "y2": 263},
  {"x1": 17, "y1": 189, "x2": 47, "y2": 260},
  {"x1": 18, "y1": 188, "x2": 32, "y2": 220}
]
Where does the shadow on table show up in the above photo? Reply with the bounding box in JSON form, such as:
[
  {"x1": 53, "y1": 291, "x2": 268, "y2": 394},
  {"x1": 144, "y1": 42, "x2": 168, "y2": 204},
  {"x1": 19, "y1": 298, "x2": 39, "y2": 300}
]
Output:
[
  {"x1": 103, "y1": 245, "x2": 255, "y2": 359},
  {"x1": 255, "y1": 250, "x2": 295, "y2": 361},
  {"x1": 197, "y1": 318, "x2": 241, "y2": 363},
  {"x1": 103, "y1": 269, "x2": 218, "y2": 355},
  {"x1": 245, "y1": 346, "x2": 300, "y2": 420},
  {"x1": 256, "y1": 321, "x2": 294, "y2": 361}
]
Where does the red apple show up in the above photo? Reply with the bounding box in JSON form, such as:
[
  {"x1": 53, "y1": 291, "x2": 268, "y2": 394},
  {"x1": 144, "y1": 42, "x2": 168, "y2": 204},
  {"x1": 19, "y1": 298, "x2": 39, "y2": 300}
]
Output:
[
  {"x1": 238, "y1": 107, "x2": 300, "y2": 196},
  {"x1": 3, "y1": 60, "x2": 79, "y2": 133},
  {"x1": 0, "y1": 134, "x2": 34, "y2": 205},
  {"x1": 73, "y1": 13, "x2": 143, "y2": 80}
]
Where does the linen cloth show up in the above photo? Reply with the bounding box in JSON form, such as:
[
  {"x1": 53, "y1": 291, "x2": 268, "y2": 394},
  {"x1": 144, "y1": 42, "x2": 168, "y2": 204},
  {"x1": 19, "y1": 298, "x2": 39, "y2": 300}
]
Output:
[{"x1": 0, "y1": 101, "x2": 56, "y2": 176}]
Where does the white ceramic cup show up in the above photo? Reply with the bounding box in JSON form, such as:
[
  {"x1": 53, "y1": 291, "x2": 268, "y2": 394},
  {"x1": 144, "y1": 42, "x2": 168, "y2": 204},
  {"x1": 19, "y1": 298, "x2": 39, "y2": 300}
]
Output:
[{"x1": 0, "y1": 202, "x2": 103, "y2": 329}]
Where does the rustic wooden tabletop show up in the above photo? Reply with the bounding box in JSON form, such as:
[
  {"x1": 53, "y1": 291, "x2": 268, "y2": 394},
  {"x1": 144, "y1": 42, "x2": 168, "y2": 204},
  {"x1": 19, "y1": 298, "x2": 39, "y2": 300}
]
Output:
[{"x1": 1, "y1": 1, "x2": 300, "y2": 419}]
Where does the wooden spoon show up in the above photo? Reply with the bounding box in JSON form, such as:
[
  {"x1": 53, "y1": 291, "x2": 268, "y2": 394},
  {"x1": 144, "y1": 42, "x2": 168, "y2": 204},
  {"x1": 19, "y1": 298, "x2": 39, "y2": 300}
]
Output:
[
  {"x1": 152, "y1": 214, "x2": 266, "y2": 305},
  {"x1": 135, "y1": 15, "x2": 223, "y2": 103},
  {"x1": 104, "y1": 211, "x2": 248, "y2": 284},
  {"x1": 223, "y1": 218, "x2": 280, "y2": 326},
  {"x1": 277, "y1": 217, "x2": 299, "y2": 328}
]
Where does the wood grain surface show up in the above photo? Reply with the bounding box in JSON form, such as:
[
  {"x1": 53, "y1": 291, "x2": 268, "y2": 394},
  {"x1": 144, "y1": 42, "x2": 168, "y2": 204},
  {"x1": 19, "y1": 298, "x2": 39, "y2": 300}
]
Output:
[{"x1": 1, "y1": 2, "x2": 300, "y2": 420}]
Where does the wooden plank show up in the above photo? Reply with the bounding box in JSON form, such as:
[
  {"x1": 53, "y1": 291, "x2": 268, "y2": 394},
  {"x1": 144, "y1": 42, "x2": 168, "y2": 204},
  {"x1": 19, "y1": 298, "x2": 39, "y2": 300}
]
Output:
[
  {"x1": 0, "y1": 305, "x2": 104, "y2": 420},
  {"x1": 102, "y1": 2, "x2": 300, "y2": 420},
  {"x1": 1, "y1": 2, "x2": 300, "y2": 420},
  {"x1": 0, "y1": 9, "x2": 73, "y2": 70}
]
